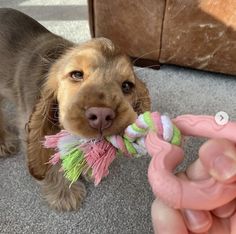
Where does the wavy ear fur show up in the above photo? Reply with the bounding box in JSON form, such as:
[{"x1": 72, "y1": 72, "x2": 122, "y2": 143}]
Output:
[
  {"x1": 27, "y1": 85, "x2": 60, "y2": 180},
  {"x1": 133, "y1": 77, "x2": 151, "y2": 114}
]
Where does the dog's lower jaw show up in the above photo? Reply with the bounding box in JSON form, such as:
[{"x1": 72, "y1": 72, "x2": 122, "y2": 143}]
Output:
[{"x1": 39, "y1": 163, "x2": 86, "y2": 212}]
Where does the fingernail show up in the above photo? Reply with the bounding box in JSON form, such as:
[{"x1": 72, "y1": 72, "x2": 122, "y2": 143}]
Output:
[
  {"x1": 212, "y1": 200, "x2": 236, "y2": 218},
  {"x1": 182, "y1": 210, "x2": 211, "y2": 231},
  {"x1": 212, "y1": 155, "x2": 236, "y2": 181}
]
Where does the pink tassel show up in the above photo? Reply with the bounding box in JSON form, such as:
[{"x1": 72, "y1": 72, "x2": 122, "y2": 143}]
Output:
[
  {"x1": 83, "y1": 139, "x2": 117, "y2": 186},
  {"x1": 43, "y1": 130, "x2": 70, "y2": 148},
  {"x1": 48, "y1": 152, "x2": 61, "y2": 165}
]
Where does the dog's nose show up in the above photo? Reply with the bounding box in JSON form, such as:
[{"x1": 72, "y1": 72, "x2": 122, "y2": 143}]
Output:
[{"x1": 85, "y1": 107, "x2": 115, "y2": 131}]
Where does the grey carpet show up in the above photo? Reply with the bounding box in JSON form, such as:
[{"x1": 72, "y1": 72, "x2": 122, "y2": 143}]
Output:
[{"x1": 0, "y1": 1, "x2": 236, "y2": 234}]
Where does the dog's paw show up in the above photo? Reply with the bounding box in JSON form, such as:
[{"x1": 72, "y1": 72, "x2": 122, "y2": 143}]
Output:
[
  {"x1": 42, "y1": 180, "x2": 87, "y2": 212},
  {"x1": 0, "y1": 136, "x2": 18, "y2": 157}
]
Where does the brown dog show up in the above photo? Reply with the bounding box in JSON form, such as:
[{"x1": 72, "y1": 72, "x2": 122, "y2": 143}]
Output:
[{"x1": 0, "y1": 8, "x2": 151, "y2": 211}]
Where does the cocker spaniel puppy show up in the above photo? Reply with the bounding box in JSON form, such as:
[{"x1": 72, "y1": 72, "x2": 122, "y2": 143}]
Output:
[{"x1": 0, "y1": 8, "x2": 151, "y2": 211}]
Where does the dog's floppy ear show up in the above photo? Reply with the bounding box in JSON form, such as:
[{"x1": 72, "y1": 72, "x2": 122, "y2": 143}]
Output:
[
  {"x1": 27, "y1": 86, "x2": 60, "y2": 180},
  {"x1": 133, "y1": 76, "x2": 151, "y2": 114}
]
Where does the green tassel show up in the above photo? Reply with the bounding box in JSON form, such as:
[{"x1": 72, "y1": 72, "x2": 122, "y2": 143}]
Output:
[
  {"x1": 143, "y1": 112, "x2": 154, "y2": 130},
  {"x1": 62, "y1": 147, "x2": 88, "y2": 183},
  {"x1": 86, "y1": 168, "x2": 93, "y2": 178},
  {"x1": 124, "y1": 138, "x2": 137, "y2": 155},
  {"x1": 171, "y1": 125, "x2": 181, "y2": 146},
  {"x1": 131, "y1": 123, "x2": 147, "y2": 133}
]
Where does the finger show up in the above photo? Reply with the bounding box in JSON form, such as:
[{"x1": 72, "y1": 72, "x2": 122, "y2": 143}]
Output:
[
  {"x1": 173, "y1": 115, "x2": 236, "y2": 143},
  {"x1": 186, "y1": 159, "x2": 210, "y2": 181},
  {"x1": 208, "y1": 216, "x2": 230, "y2": 234},
  {"x1": 177, "y1": 173, "x2": 213, "y2": 233},
  {"x1": 199, "y1": 139, "x2": 236, "y2": 183},
  {"x1": 151, "y1": 199, "x2": 188, "y2": 234},
  {"x1": 212, "y1": 199, "x2": 236, "y2": 218},
  {"x1": 186, "y1": 156, "x2": 235, "y2": 218},
  {"x1": 182, "y1": 209, "x2": 212, "y2": 233},
  {"x1": 148, "y1": 134, "x2": 236, "y2": 210},
  {"x1": 230, "y1": 211, "x2": 236, "y2": 234}
]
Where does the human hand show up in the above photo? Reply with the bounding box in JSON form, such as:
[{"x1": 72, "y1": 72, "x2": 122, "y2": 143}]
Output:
[
  {"x1": 151, "y1": 138, "x2": 236, "y2": 234},
  {"x1": 146, "y1": 114, "x2": 236, "y2": 234}
]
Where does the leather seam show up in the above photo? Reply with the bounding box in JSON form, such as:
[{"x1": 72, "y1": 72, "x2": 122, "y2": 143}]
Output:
[
  {"x1": 158, "y1": 0, "x2": 168, "y2": 61},
  {"x1": 88, "y1": 0, "x2": 95, "y2": 37}
]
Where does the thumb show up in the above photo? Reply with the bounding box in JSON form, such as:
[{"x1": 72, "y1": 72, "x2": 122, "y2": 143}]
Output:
[{"x1": 199, "y1": 139, "x2": 236, "y2": 184}]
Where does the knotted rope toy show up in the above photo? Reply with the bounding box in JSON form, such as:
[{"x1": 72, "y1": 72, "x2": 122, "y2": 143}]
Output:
[{"x1": 43, "y1": 111, "x2": 182, "y2": 185}]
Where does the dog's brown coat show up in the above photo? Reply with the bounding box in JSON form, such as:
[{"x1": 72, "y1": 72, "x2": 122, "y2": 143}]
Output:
[{"x1": 0, "y1": 8, "x2": 151, "y2": 211}]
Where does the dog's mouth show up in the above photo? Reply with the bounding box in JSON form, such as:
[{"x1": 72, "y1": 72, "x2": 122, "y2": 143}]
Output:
[
  {"x1": 65, "y1": 122, "x2": 127, "y2": 138},
  {"x1": 60, "y1": 112, "x2": 136, "y2": 139},
  {"x1": 59, "y1": 102, "x2": 138, "y2": 139}
]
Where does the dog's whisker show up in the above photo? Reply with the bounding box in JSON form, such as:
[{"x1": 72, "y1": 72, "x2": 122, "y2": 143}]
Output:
[
  {"x1": 134, "y1": 95, "x2": 150, "y2": 101},
  {"x1": 132, "y1": 49, "x2": 159, "y2": 64},
  {"x1": 51, "y1": 108, "x2": 59, "y2": 111},
  {"x1": 134, "y1": 64, "x2": 160, "y2": 72},
  {"x1": 45, "y1": 118, "x2": 59, "y2": 127},
  {"x1": 135, "y1": 96, "x2": 150, "y2": 100}
]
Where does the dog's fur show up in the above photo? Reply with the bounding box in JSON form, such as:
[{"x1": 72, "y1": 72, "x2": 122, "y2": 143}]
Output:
[{"x1": 0, "y1": 8, "x2": 151, "y2": 211}]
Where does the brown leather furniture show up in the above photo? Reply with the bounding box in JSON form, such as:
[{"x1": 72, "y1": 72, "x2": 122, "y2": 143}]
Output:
[{"x1": 88, "y1": 0, "x2": 236, "y2": 75}]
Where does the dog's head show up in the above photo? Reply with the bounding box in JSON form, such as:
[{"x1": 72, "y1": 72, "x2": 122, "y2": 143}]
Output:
[
  {"x1": 27, "y1": 38, "x2": 151, "y2": 179},
  {"x1": 47, "y1": 38, "x2": 151, "y2": 138}
]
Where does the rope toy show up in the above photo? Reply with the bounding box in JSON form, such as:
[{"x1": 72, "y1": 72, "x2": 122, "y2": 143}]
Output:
[{"x1": 43, "y1": 111, "x2": 182, "y2": 185}]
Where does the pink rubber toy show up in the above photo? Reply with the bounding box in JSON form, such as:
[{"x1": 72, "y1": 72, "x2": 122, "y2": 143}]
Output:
[{"x1": 147, "y1": 115, "x2": 236, "y2": 210}]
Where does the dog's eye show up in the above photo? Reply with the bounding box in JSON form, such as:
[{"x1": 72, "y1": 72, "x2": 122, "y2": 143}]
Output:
[
  {"x1": 122, "y1": 81, "x2": 134, "y2": 94},
  {"x1": 70, "y1": 70, "x2": 84, "y2": 81}
]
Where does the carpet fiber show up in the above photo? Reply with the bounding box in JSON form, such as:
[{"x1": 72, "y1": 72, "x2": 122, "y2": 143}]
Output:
[{"x1": 0, "y1": 1, "x2": 236, "y2": 234}]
